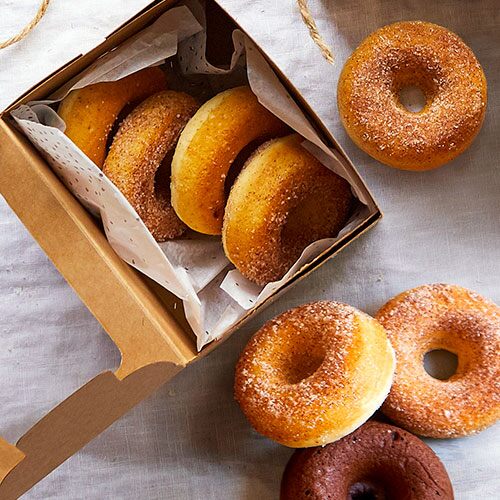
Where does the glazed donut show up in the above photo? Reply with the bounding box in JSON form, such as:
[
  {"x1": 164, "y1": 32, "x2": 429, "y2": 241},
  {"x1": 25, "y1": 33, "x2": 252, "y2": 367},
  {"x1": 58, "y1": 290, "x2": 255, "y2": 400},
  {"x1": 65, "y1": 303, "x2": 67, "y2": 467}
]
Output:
[
  {"x1": 337, "y1": 21, "x2": 487, "y2": 171},
  {"x1": 58, "y1": 67, "x2": 167, "y2": 168},
  {"x1": 376, "y1": 284, "x2": 500, "y2": 438},
  {"x1": 171, "y1": 86, "x2": 289, "y2": 235},
  {"x1": 103, "y1": 91, "x2": 198, "y2": 241},
  {"x1": 281, "y1": 421, "x2": 454, "y2": 500},
  {"x1": 234, "y1": 301, "x2": 395, "y2": 447},
  {"x1": 222, "y1": 134, "x2": 353, "y2": 285}
]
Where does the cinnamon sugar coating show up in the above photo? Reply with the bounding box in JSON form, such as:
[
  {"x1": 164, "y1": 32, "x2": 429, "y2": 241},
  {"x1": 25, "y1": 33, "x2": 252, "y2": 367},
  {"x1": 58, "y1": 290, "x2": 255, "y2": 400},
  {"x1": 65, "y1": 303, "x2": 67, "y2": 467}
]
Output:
[
  {"x1": 104, "y1": 91, "x2": 198, "y2": 241},
  {"x1": 337, "y1": 21, "x2": 487, "y2": 171},
  {"x1": 234, "y1": 301, "x2": 395, "y2": 447},
  {"x1": 171, "y1": 86, "x2": 289, "y2": 235},
  {"x1": 377, "y1": 284, "x2": 500, "y2": 438},
  {"x1": 223, "y1": 135, "x2": 353, "y2": 285}
]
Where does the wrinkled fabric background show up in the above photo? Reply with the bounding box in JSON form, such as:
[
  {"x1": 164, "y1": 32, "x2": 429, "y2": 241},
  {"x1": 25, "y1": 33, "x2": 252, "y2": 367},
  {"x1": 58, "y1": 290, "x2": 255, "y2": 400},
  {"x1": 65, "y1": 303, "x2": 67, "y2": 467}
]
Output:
[{"x1": 0, "y1": 0, "x2": 499, "y2": 498}]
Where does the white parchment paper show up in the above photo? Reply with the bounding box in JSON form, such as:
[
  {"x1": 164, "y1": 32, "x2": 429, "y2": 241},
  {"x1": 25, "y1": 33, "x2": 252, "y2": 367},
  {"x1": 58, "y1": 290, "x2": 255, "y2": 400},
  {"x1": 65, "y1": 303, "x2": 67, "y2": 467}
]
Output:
[{"x1": 11, "y1": 3, "x2": 369, "y2": 350}]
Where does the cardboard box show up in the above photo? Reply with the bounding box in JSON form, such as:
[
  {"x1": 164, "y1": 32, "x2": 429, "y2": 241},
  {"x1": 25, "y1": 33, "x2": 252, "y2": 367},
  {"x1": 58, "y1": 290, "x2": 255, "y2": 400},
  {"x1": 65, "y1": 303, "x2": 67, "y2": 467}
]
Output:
[{"x1": 0, "y1": 1, "x2": 381, "y2": 497}]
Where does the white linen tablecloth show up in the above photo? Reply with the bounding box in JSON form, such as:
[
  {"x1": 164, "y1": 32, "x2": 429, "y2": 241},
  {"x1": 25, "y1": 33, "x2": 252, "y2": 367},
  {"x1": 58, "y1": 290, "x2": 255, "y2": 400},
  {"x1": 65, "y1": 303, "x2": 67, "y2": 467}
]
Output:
[{"x1": 1, "y1": 0, "x2": 499, "y2": 498}]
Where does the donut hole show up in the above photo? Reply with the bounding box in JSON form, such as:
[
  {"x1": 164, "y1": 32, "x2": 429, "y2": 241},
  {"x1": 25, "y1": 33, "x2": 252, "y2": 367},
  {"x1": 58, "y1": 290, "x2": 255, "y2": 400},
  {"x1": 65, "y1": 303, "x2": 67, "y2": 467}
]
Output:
[
  {"x1": 276, "y1": 339, "x2": 326, "y2": 384},
  {"x1": 349, "y1": 470, "x2": 412, "y2": 500},
  {"x1": 424, "y1": 349, "x2": 459, "y2": 380},
  {"x1": 154, "y1": 149, "x2": 175, "y2": 198},
  {"x1": 398, "y1": 85, "x2": 427, "y2": 113},
  {"x1": 282, "y1": 349, "x2": 325, "y2": 384},
  {"x1": 390, "y1": 55, "x2": 442, "y2": 113},
  {"x1": 348, "y1": 481, "x2": 384, "y2": 500}
]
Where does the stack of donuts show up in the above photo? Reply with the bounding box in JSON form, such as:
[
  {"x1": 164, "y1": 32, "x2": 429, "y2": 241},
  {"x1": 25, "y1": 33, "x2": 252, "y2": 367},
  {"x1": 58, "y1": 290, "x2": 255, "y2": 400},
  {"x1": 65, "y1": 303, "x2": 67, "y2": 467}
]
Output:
[
  {"x1": 58, "y1": 71, "x2": 353, "y2": 285},
  {"x1": 235, "y1": 284, "x2": 499, "y2": 499}
]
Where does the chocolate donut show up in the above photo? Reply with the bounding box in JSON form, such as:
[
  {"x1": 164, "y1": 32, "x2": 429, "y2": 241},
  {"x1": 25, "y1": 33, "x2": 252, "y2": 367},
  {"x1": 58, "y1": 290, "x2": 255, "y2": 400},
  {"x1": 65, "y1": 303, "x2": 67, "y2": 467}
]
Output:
[{"x1": 281, "y1": 421, "x2": 454, "y2": 500}]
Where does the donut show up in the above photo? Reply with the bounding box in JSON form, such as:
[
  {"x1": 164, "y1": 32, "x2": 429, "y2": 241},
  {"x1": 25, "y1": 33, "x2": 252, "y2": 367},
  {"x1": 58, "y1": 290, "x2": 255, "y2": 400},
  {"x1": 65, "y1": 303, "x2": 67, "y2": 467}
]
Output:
[
  {"x1": 234, "y1": 301, "x2": 395, "y2": 447},
  {"x1": 337, "y1": 21, "x2": 487, "y2": 171},
  {"x1": 103, "y1": 91, "x2": 198, "y2": 241},
  {"x1": 281, "y1": 421, "x2": 454, "y2": 500},
  {"x1": 170, "y1": 86, "x2": 289, "y2": 235},
  {"x1": 58, "y1": 67, "x2": 167, "y2": 167},
  {"x1": 222, "y1": 134, "x2": 353, "y2": 285},
  {"x1": 376, "y1": 284, "x2": 500, "y2": 438}
]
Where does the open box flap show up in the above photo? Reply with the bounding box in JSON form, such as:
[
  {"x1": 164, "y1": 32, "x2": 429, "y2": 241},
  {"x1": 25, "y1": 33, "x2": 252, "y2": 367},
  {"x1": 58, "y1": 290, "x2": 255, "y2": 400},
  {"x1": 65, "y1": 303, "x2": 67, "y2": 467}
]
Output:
[
  {"x1": 0, "y1": 362, "x2": 180, "y2": 500},
  {"x1": 0, "y1": 120, "x2": 195, "y2": 498}
]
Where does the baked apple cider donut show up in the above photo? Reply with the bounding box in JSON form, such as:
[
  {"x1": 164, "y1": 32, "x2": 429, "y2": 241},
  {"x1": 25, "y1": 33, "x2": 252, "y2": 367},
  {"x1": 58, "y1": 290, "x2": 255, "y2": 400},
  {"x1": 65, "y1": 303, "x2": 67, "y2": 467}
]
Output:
[
  {"x1": 222, "y1": 134, "x2": 353, "y2": 285},
  {"x1": 58, "y1": 67, "x2": 167, "y2": 167},
  {"x1": 103, "y1": 91, "x2": 198, "y2": 241},
  {"x1": 171, "y1": 86, "x2": 289, "y2": 235},
  {"x1": 377, "y1": 284, "x2": 500, "y2": 438},
  {"x1": 337, "y1": 21, "x2": 487, "y2": 171},
  {"x1": 234, "y1": 301, "x2": 395, "y2": 447},
  {"x1": 281, "y1": 421, "x2": 454, "y2": 500}
]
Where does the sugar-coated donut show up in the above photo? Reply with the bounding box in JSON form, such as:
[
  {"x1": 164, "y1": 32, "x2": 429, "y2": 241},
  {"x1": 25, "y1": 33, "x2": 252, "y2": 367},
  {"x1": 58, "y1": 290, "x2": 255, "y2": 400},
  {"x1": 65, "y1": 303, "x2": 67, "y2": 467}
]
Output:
[
  {"x1": 171, "y1": 86, "x2": 289, "y2": 235},
  {"x1": 234, "y1": 301, "x2": 395, "y2": 447},
  {"x1": 337, "y1": 21, "x2": 487, "y2": 171},
  {"x1": 377, "y1": 284, "x2": 500, "y2": 438},
  {"x1": 58, "y1": 67, "x2": 167, "y2": 167},
  {"x1": 222, "y1": 134, "x2": 353, "y2": 285},
  {"x1": 281, "y1": 421, "x2": 454, "y2": 500},
  {"x1": 103, "y1": 91, "x2": 198, "y2": 241}
]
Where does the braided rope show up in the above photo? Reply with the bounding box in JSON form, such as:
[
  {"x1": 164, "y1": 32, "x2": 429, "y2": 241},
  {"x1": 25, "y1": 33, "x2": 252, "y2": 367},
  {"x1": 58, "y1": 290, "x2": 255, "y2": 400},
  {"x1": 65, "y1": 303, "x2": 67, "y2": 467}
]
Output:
[
  {"x1": 0, "y1": 0, "x2": 51, "y2": 50},
  {"x1": 297, "y1": 0, "x2": 334, "y2": 63}
]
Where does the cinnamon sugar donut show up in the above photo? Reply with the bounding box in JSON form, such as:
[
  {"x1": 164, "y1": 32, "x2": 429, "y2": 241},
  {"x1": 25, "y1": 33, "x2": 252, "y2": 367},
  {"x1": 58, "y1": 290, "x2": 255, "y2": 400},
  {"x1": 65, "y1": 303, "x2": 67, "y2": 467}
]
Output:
[
  {"x1": 281, "y1": 421, "x2": 454, "y2": 500},
  {"x1": 103, "y1": 91, "x2": 198, "y2": 241},
  {"x1": 337, "y1": 21, "x2": 487, "y2": 171},
  {"x1": 234, "y1": 301, "x2": 395, "y2": 447},
  {"x1": 222, "y1": 135, "x2": 353, "y2": 285},
  {"x1": 58, "y1": 67, "x2": 167, "y2": 167},
  {"x1": 171, "y1": 86, "x2": 289, "y2": 235},
  {"x1": 376, "y1": 284, "x2": 500, "y2": 438}
]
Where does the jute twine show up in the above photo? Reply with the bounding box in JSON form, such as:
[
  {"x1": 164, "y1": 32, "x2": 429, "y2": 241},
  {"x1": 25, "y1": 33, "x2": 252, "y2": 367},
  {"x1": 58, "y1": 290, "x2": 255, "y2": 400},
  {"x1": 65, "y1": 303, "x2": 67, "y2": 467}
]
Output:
[
  {"x1": 0, "y1": 0, "x2": 333, "y2": 63},
  {"x1": 0, "y1": 0, "x2": 51, "y2": 49},
  {"x1": 297, "y1": 0, "x2": 334, "y2": 63}
]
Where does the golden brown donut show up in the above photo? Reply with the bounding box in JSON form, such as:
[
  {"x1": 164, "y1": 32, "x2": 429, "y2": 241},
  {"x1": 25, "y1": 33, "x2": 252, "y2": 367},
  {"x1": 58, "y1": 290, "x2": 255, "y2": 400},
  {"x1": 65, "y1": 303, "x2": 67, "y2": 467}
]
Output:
[
  {"x1": 234, "y1": 301, "x2": 395, "y2": 448},
  {"x1": 103, "y1": 91, "x2": 198, "y2": 241},
  {"x1": 337, "y1": 21, "x2": 487, "y2": 171},
  {"x1": 171, "y1": 86, "x2": 289, "y2": 235},
  {"x1": 58, "y1": 67, "x2": 167, "y2": 167},
  {"x1": 376, "y1": 284, "x2": 500, "y2": 438},
  {"x1": 222, "y1": 134, "x2": 353, "y2": 285}
]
